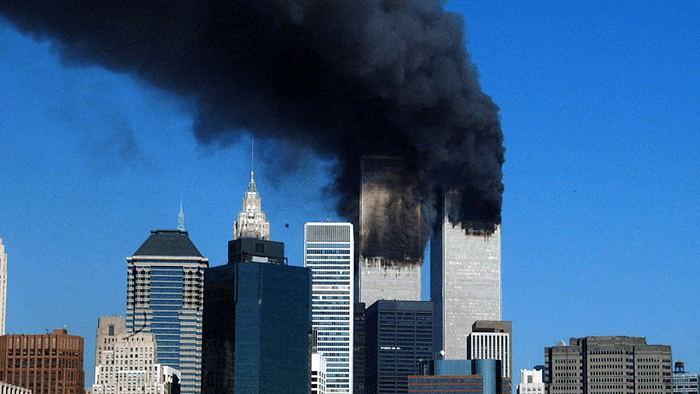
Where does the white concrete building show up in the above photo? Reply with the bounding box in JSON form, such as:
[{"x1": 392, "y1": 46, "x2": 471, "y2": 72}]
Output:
[
  {"x1": 518, "y1": 369, "x2": 545, "y2": 394},
  {"x1": 305, "y1": 222, "x2": 354, "y2": 394},
  {"x1": 0, "y1": 382, "x2": 31, "y2": 394},
  {"x1": 467, "y1": 321, "x2": 512, "y2": 379},
  {"x1": 311, "y1": 353, "x2": 328, "y2": 394},
  {"x1": 93, "y1": 316, "x2": 180, "y2": 394}
]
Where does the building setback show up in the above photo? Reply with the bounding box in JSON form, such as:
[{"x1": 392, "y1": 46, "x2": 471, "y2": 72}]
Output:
[
  {"x1": 365, "y1": 300, "x2": 433, "y2": 394},
  {"x1": 203, "y1": 165, "x2": 311, "y2": 394},
  {"x1": 92, "y1": 316, "x2": 180, "y2": 394},
  {"x1": 544, "y1": 336, "x2": 673, "y2": 394},
  {"x1": 518, "y1": 369, "x2": 545, "y2": 394},
  {"x1": 127, "y1": 229, "x2": 208, "y2": 394},
  {"x1": 203, "y1": 252, "x2": 311, "y2": 394},
  {"x1": 431, "y1": 190, "x2": 501, "y2": 360},
  {"x1": 305, "y1": 222, "x2": 354, "y2": 394},
  {"x1": 0, "y1": 329, "x2": 85, "y2": 394}
]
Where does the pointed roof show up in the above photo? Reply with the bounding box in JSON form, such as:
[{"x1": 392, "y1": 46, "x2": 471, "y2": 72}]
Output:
[
  {"x1": 247, "y1": 170, "x2": 259, "y2": 194},
  {"x1": 132, "y1": 230, "x2": 203, "y2": 257}
]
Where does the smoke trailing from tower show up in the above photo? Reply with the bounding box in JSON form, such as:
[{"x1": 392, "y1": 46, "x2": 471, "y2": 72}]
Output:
[{"x1": 0, "y1": 0, "x2": 504, "y2": 261}]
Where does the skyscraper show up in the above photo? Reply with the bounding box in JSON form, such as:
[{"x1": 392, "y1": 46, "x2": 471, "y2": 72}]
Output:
[
  {"x1": 305, "y1": 222, "x2": 354, "y2": 394},
  {"x1": 431, "y1": 190, "x2": 501, "y2": 359},
  {"x1": 467, "y1": 321, "x2": 512, "y2": 379},
  {"x1": 358, "y1": 156, "x2": 422, "y2": 306},
  {"x1": 232, "y1": 144, "x2": 269, "y2": 241},
  {"x1": 202, "y1": 159, "x2": 311, "y2": 394},
  {"x1": 92, "y1": 316, "x2": 180, "y2": 394},
  {"x1": 0, "y1": 238, "x2": 6, "y2": 336},
  {"x1": 127, "y1": 228, "x2": 208, "y2": 394},
  {"x1": 544, "y1": 336, "x2": 673, "y2": 394},
  {"x1": 204, "y1": 258, "x2": 311, "y2": 394},
  {"x1": 365, "y1": 300, "x2": 433, "y2": 394}
]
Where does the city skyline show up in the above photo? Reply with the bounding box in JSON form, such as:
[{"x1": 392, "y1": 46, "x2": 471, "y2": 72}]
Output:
[{"x1": 1, "y1": 0, "x2": 699, "y2": 389}]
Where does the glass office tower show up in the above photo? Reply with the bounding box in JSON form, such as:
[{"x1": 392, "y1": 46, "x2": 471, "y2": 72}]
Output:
[
  {"x1": 204, "y1": 257, "x2": 311, "y2": 394},
  {"x1": 305, "y1": 222, "x2": 354, "y2": 393},
  {"x1": 127, "y1": 229, "x2": 209, "y2": 394}
]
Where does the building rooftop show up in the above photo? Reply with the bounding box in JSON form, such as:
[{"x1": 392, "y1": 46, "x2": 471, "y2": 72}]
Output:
[{"x1": 132, "y1": 230, "x2": 203, "y2": 257}]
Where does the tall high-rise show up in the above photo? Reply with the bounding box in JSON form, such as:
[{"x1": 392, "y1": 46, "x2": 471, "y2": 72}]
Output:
[
  {"x1": 203, "y1": 257, "x2": 310, "y2": 394},
  {"x1": 0, "y1": 238, "x2": 6, "y2": 335},
  {"x1": 467, "y1": 321, "x2": 512, "y2": 379},
  {"x1": 358, "y1": 156, "x2": 422, "y2": 306},
  {"x1": 202, "y1": 159, "x2": 311, "y2": 394},
  {"x1": 305, "y1": 222, "x2": 354, "y2": 393},
  {"x1": 127, "y1": 227, "x2": 208, "y2": 394},
  {"x1": 232, "y1": 145, "x2": 269, "y2": 241},
  {"x1": 431, "y1": 190, "x2": 501, "y2": 359},
  {"x1": 544, "y1": 336, "x2": 673, "y2": 394}
]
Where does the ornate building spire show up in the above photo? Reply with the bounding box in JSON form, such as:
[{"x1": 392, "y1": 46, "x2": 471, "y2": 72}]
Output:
[
  {"x1": 233, "y1": 139, "x2": 270, "y2": 240},
  {"x1": 177, "y1": 200, "x2": 186, "y2": 231}
]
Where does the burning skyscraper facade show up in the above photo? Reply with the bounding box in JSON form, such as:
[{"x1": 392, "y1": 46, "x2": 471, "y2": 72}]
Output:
[{"x1": 358, "y1": 156, "x2": 423, "y2": 305}]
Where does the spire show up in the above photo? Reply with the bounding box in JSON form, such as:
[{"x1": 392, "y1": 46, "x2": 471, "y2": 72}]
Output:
[
  {"x1": 233, "y1": 138, "x2": 270, "y2": 240},
  {"x1": 247, "y1": 138, "x2": 258, "y2": 195},
  {"x1": 177, "y1": 200, "x2": 186, "y2": 231}
]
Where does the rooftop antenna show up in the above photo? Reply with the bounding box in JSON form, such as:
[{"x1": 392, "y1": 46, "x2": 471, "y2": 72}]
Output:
[
  {"x1": 251, "y1": 137, "x2": 255, "y2": 183},
  {"x1": 177, "y1": 200, "x2": 186, "y2": 231}
]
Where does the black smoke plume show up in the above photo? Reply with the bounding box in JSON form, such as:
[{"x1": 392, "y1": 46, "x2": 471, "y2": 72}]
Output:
[{"x1": 0, "y1": 0, "x2": 504, "y2": 260}]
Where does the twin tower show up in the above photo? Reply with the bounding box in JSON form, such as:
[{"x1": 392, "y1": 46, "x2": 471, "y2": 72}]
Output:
[
  {"x1": 127, "y1": 153, "x2": 502, "y2": 394},
  {"x1": 357, "y1": 156, "x2": 502, "y2": 359}
]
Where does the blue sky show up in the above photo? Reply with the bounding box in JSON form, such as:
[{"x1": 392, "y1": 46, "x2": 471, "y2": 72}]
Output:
[{"x1": 1, "y1": 0, "x2": 699, "y2": 386}]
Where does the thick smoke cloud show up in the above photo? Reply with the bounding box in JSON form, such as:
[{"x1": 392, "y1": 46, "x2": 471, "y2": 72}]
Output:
[{"x1": 0, "y1": 0, "x2": 504, "y2": 257}]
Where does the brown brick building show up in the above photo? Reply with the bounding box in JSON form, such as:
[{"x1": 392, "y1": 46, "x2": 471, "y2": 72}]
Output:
[{"x1": 0, "y1": 329, "x2": 85, "y2": 394}]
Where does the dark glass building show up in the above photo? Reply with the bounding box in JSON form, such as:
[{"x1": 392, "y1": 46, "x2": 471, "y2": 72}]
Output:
[
  {"x1": 203, "y1": 238, "x2": 311, "y2": 394},
  {"x1": 365, "y1": 300, "x2": 434, "y2": 394}
]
